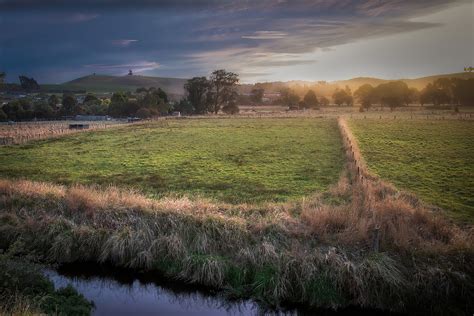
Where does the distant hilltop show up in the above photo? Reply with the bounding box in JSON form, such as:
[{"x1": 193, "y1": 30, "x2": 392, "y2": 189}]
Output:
[{"x1": 42, "y1": 74, "x2": 188, "y2": 97}]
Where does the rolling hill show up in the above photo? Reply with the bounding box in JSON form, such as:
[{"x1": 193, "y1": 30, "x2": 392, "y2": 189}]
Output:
[
  {"x1": 238, "y1": 71, "x2": 474, "y2": 98},
  {"x1": 43, "y1": 74, "x2": 188, "y2": 96},
  {"x1": 334, "y1": 72, "x2": 474, "y2": 91}
]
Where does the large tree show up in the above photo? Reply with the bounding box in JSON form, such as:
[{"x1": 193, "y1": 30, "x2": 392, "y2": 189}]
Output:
[
  {"x1": 108, "y1": 92, "x2": 130, "y2": 117},
  {"x1": 184, "y1": 77, "x2": 210, "y2": 114},
  {"x1": 374, "y1": 81, "x2": 410, "y2": 110},
  {"x1": 250, "y1": 88, "x2": 264, "y2": 104},
  {"x1": 48, "y1": 95, "x2": 60, "y2": 109},
  {"x1": 61, "y1": 93, "x2": 80, "y2": 116},
  {"x1": 280, "y1": 88, "x2": 300, "y2": 109},
  {"x1": 452, "y1": 78, "x2": 474, "y2": 106},
  {"x1": 302, "y1": 89, "x2": 319, "y2": 109},
  {"x1": 354, "y1": 84, "x2": 375, "y2": 110},
  {"x1": 139, "y1": 88, "x2": 170, "y2": 115},
  {"x1": 19, "y1": 75, "x2": 40, "y2": 91},
  {"x1": 208, "y1": 69, "x2": 239, "y2": 114},
  {"x1": 332, "y1": 87, "x2": 353, "y2": 106},
  {"x1": 420, "y1": 83, "x2": 449, "y2": 106}
]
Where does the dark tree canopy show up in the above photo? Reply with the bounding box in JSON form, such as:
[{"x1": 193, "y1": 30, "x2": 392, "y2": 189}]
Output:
[
  {"x1": 183, "y1": 70, "x2": 239, "y2": 115},
  {"x1": 208, "y1": 69, "x2": 239, "y2": 114},
  {"x1": 250, "y1": 88, "x2": 264, "y2": 104},
  {"x1": 354, "y1": 84, "x2": 375, "y2": 110},
  {"x1": 19, "y1": 75, "x2": 40, "y2": 91},
  {"x1": 420, "y1": 78, "x2": 474, "y2": 107},
  {"x1": 61, "y1": 93, "x2": 80, "y2": 116},
  {"x1": 303, "y1": 89, "x2": 319, "y2": 109},
  {"x1": 184, "y1": 77, "x2": 210, "y2": 114},
  {"x1": 332, "y1": 86, "x2": 353, "y2": 106},
  {"x1": 280, "y1": 88, "x2": 300, "y2": 109},
  {"x1": 319, "y1": 96, "x2": 330, "y2": 107},
  {"x1": 372, "y1": 81, "x2": 410, "y2": 110}
]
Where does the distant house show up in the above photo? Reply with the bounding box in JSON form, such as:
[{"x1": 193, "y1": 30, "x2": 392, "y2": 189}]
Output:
[{"x1": 74, "y1": 115, "x2": 111, "y2": 121}]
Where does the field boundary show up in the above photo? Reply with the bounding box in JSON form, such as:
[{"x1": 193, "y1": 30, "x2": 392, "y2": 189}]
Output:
[{"x1": 0, "y1": 121, "x2": 132, "y2": 146}]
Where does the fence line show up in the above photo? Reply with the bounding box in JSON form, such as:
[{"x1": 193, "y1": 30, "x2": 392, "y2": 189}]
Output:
[{"x1": 0, "y1": 121, "x2": 130, "y2": 146}]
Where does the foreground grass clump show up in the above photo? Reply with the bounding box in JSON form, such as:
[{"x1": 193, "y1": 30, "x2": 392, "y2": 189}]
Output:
[
  {"x1": 349, "y1": 119, "x2": 474, "y2": 223},
  {"x1": 0, "y1": 118, "x2": 344, "y2": 204},
  {"x1": 0, "y1": 178, "x2": 472, "y2": 314},
  {"x1": 0, "y1": 254, "x2": 93, "y2": 315}
]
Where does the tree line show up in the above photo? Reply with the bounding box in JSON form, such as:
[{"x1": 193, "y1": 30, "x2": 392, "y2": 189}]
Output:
[
  {"x1": 0, "y1": 69, "x2": 240, "y2": 120},
  {"x1": 0, "y1": 87, "x2": 171, "y2": 121},
  {"x1": 278, "y1": 78, "x2": 474, "y2": 111}
]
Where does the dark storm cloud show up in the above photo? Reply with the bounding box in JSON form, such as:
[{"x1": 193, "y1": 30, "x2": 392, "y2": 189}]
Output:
[{"x1": 0, "y1": 0, "x2": 468, "y2": 82}]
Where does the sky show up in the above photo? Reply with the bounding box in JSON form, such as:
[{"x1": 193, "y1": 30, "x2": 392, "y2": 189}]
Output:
[{"x1": 1, "y1": 0, "x2": 473, "y2": 84}]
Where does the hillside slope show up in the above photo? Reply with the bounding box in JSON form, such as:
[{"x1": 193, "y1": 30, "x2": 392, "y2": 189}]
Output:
[
  {"x1": 335, "y1": 72, "x2": 474, "y2": 91},
  {"x1": 52, "y1": 74, "x2": 188, "y2": 95},
  {"x1": 239, "y1": 72, "x2": 474, "y2": 96}
]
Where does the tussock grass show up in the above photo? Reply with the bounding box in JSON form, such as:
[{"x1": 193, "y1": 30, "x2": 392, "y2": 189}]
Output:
[{"x1": 0, "y1": 174, "x2": 472, "y2": 313}]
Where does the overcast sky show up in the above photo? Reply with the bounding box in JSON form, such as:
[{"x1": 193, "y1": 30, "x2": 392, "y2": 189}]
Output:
[{"x1": 1, "y1": 0, "x2": 473, "y2": 83}]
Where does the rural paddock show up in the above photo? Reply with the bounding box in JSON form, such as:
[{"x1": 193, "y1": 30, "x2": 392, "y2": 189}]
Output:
[{"x1": 0, "y1": 112, "x2": 472, "y2": 314}]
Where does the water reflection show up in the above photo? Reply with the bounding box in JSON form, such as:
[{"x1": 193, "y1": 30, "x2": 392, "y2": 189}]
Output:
[{"x1": 44, "y1": 263, "x2": 400, "y2": 316}]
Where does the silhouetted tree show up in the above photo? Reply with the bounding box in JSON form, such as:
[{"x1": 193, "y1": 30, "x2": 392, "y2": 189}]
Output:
[
  {"x1": 280, "y1": 88, "x2": 300, "y2": 109},
  {"x1": 319, "y1": 96, "x2": 330, "y2": 107},
  {"x1": 84, "y1": 93, "x2": 100, "y2": 105},
  {"x1": 61, "y1": 93, "x2": 80, "y2": 116},
  {"x1": 19, "y1": 75, "x2": 40, "y2": 91},
  {"x1": 374, "y1": 81, "x2": 410, "y2": 110},
  {"x1": 452, "y1": 78, "x2": 474, "y2": 106},
  {"x1": 420, "y1": 83, "x2": 449, "y2": 106},
  {"x1": 208, "y1": 69, "x2": 239, "y2": 114},
  {"x1": 354, "y1": 84, "x2": 375, "y2": 110},
  {"x1": 48, "y1": 95, "x2": 60, "y2": 109},
  {"x1": 184, "y1": 77, "x2": 211, "y2": 114},
  {"x1": 34, "y1": 102, "x2": 55, "y2": 118},
  {"x1": 0, "y1": 108, "x2": 7, "y2": 120},
  {"x1": 174, "y1": 99, "x2": 194, "y2": 115},
  {"x1": 332, "y1": 88, "x2": 353, "y2": 106},
  {"x1": 303, "y1": 89, "x2": 319, "y2": 109},
  {"x1": 250, "y1": 88, "x2": 264, "y2": 104}
]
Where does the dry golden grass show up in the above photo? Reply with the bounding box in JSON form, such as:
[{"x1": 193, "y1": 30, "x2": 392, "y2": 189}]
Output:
[{"x1": 0, "y1": 121, "x2": 128, "y2": 145}]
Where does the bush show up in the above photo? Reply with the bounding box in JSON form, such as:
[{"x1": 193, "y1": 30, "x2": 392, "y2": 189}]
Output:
[
  {"x1": 222, "y1": 103, "x2": 239, "y2": 114},
  {"x1": 0, "y1": 108, "x2": 7, "y2": 120},
  {"x1": 136, "y1": 107, "x2": 152, "y2": 118}
]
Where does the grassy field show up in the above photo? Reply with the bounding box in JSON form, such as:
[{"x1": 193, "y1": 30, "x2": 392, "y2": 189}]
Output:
[
  {"x1": 349, "y1": 119, "x2": 474, "y2": 223},
  {"x1": 0, "y1": 118, "x2": 344, "y2": 204}
]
